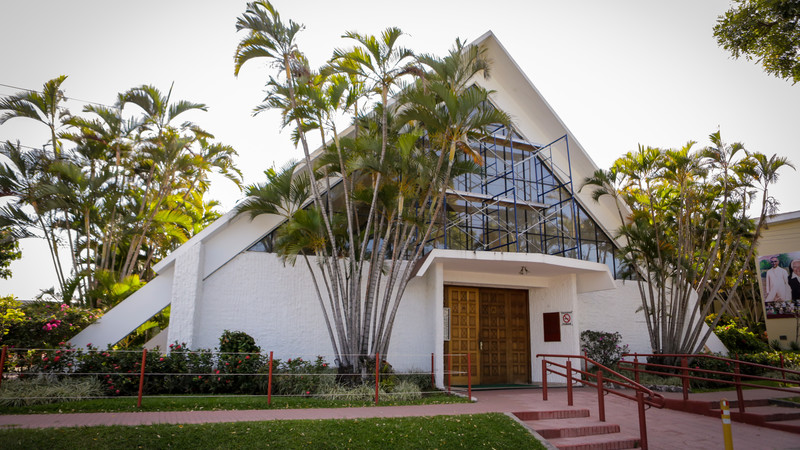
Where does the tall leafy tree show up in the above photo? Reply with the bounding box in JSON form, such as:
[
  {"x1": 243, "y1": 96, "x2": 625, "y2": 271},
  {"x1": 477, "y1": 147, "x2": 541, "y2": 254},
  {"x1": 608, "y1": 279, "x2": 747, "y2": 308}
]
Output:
[
  {"x1": 715, "y1": 0, "x2": 800, "y2": 83},
  {"x1": 0, "y1": 228, "x2": 21, "y2": 279},
  {"x1": 0, "y1": 78, "x2": 241, "y2": 307},
  {"x1": 234, "y1": 1, "x2": 511, "y2": 371}
]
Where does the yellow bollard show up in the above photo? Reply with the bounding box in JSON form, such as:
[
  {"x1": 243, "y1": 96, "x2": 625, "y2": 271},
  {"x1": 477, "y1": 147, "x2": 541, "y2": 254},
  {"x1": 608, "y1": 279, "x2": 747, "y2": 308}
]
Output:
[{"x1": 720, "y1": 399, "x2": 733, "y2": 450}]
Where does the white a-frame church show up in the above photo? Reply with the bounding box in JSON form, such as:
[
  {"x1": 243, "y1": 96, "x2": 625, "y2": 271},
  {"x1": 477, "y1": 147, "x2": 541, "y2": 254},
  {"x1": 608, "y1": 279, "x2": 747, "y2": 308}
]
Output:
[{"x1": 73, "y1": 32, "x2": 725, "y2": 385}]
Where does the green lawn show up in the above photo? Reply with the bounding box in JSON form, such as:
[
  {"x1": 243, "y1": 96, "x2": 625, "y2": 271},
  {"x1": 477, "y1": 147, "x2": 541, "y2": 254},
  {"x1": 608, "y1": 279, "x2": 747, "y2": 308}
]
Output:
[
  {"x1": 0, "y1": 413, "x2": 546, "y2": 449},
  {"x1": 0, "y1": 392, "x2": 468, "y2": 415}
]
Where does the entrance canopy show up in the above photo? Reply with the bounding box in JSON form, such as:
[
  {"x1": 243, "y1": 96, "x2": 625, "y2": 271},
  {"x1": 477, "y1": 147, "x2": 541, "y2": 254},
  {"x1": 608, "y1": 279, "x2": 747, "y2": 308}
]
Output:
[{"x1": 414, "y1": 249, "x2": 615, "y2": 294}]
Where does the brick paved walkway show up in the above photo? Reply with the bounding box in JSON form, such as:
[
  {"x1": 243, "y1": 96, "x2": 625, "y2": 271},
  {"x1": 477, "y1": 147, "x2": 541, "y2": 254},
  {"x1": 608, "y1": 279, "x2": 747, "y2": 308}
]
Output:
[{"x1": 1, "y1": 388, "x2": 798, "y2": 449}]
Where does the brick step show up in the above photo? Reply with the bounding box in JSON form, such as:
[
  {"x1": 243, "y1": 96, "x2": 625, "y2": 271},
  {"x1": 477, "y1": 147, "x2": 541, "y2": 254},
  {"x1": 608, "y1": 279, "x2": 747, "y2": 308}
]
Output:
[
  {"x1": 547, "y1": 433, "x2": 639, "y2": 450},
  {"x1": 534, "y1": 423, "x2": 621, "y2": 439},
  {"x1": 512, "y1": 409, "x2": 590, "y2": 420}
]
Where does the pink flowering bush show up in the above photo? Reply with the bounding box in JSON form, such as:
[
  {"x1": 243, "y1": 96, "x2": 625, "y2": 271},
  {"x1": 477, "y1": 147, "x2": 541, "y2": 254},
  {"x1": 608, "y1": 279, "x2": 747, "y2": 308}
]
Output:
[
  {"x1": 580, "y1": 330, "x2": 629, "y2": 369},
  {"x1": 0, "y1": 300, "x2": 102, "y2": 349}
]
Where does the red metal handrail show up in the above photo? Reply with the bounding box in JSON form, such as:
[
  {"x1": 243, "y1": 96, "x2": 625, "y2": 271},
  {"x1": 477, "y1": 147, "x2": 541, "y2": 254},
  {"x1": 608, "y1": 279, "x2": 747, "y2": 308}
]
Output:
[
  {"x1": 537, "y1": 353, "x2": 663, "y2": 450},
  {"x1": 619, "y1": 353, "x2": 800, "y2": 413}
]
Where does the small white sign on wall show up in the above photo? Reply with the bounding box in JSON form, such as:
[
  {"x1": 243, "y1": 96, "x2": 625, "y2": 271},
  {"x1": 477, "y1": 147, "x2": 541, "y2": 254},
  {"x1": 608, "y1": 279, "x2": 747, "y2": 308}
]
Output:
[
  {"x1": 443, "y1": 307, "x2": 451, "y2": 341},
  {"x1": 561, "y1": 311, "x2": 573, "y2": 326}
]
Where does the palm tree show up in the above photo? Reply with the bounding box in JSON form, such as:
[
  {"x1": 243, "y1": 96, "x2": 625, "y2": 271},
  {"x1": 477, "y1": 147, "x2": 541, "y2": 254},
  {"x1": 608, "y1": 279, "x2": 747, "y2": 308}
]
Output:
[
  {"x1": 0, "y1": 141, "x2": 66, "y2": 294},
  {"x1": 62, "y1": 104, "x2": 139, "y2": 282},
  {"x1": 0, "y1": 76, "x2": 69, "y2": 156},
  {"x1": 375, "y1": 41, "x2": 511, "y2": 354},
  {"x1": 117, "y1": 84, "x2": 212, "y2": 280},
  {"x1": 587, "y1": 134, "x2": 795, "y2": 356},
  {"x1": 233, "y1": 2, "x2": 515, "y2": 369}
]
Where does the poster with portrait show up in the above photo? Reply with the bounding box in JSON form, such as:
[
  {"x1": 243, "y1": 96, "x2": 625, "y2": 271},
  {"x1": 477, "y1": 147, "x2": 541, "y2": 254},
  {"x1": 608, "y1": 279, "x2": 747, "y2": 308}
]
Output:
[{"x1": 758, "y1": 251, "x2": 800, "y2": 319}]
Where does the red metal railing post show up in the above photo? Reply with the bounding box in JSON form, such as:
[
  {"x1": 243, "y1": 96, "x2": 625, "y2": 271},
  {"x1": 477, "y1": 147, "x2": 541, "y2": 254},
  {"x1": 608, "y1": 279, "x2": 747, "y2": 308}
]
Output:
[
  {"x1": 734, "y1": 362, "x2": 745, "y2": 413},
  {"x1": 467, "y1": 352, "x2": 472, "y2": 400},
  {"x1": 542, "y1": 358, "x2": 548, "y2": 401},
  {"x1": 447, "y1": 353, "x2": 452, "y2": 394},
  {"x1": 431, "y1": 352, "x2": 435, "y2": 389},
  {"x1": 375, "y1": 352, "x2": 380, "y2": 405},
  {"x1": 633, "y1": 353, "x2": 640, "y2": 385},
  {"x1": 583, "y1": 350, "x2": 588, "y2": 373},
  {"x1": 137, "y1": 348, "x2": 147, "y2": 408},
  {"x1": 0, "y1": 345, "x2": 7, "y2": 390},
  {"x1": 681, "y1": 356, "x2": 689, "y2": 401},
  {"x1": 268, "y1": 351, "x2": 273, "y2": 406},
  {"x1": 566, "y1": 360, "x2": 573, "y2": 406},
  {"x1": 597, "y1": 369, "x2": 605, "y2": 422},
  {"x1": 637, "y1": 390, "x2": 649, "y2": 450},
  {"x1": 780, "y1": 353, "x2": 787, "y2": 384}
]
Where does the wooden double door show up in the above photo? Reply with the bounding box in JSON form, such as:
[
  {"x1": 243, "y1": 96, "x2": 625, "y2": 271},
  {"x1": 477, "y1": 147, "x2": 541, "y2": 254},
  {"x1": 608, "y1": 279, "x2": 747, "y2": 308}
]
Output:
[{"x1": 444, "y1": 286, "x2": 531, "y2": 385}]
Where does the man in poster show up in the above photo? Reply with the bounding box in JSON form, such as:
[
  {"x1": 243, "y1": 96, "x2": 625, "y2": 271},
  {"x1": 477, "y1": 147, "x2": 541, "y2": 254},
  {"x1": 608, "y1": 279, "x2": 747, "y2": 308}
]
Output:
[{"x1": 765, "y1": 257, "x2": 791, "y2": 302}]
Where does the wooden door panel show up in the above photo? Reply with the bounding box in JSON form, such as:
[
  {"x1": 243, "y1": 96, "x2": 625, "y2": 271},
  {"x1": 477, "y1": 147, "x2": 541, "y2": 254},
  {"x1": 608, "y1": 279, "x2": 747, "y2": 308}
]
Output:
[
  {"x1": 445, "y1": 286, "x2": 479, "y2": 385},
  {"x1": 508, "y1": 290, "x2": 531, "y2": 384},
  {"x1": 480, "y1": 290, "x2": 509, "y2": 384}
]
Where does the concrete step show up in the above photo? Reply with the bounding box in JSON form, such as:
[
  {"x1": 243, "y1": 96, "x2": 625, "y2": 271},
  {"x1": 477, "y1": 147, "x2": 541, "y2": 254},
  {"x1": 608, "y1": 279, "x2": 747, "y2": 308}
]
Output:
[
  {"x1": 708, "y1": 398, "x2": 770, "y2": 409},
  {"x1": 769, "y1": 398, "x2": 800, "y2": 409},
  {"x1": 732, "y1": 405, "x2": 800, "y2": 422},
  {"x1": 512, "y1": 409, "x2": 590, "y2": 420},
  {"x1": 546, "y1": 432, "x2": 639, "y2": 450}
]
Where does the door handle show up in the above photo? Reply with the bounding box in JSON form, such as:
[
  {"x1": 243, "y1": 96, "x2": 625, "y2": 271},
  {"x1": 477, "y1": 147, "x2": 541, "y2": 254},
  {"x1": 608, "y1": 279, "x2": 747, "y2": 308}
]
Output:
[{"x1": 479, "y1": 341, "x2": 483, "y2": 351}]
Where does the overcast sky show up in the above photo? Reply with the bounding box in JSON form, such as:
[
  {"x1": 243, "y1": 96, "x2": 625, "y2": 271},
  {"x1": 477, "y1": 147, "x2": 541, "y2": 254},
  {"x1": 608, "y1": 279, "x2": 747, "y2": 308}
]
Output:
[{"x1": 1, "y1": 0, "x2": 798, "y2": 298}]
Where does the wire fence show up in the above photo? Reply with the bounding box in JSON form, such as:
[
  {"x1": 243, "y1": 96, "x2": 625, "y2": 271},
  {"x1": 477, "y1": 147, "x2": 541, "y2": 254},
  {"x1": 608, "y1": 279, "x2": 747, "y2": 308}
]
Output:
[{"x1": 0, "y1": 346, "x2": 472, "y2": 407}]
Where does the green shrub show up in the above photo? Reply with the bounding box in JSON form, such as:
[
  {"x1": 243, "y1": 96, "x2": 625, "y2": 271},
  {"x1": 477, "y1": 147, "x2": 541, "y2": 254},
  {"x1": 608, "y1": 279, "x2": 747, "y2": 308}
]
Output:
[
  {"x1": 158, "y1": 344, "x2": 216, "y2": 394},
  {"x1": 317, "y1": 383, "x2": 388, "y2": 401},
  {"x1": 394, "y1": 370, "x2": 433, "y2": 392},
  {"x1": 737, "y1": 351, "x2": 800, "y2": 371},
  {"x1": 272, "y1": 356, "x2": 332, "y2": 396},
  {"x1": 217, "y1": 331, "x2": 262, "y2": 393},
  {"x1": 686, "y1": 351, "x2": 800, "y2": 389},
  {"x1": 580, "y1": 330, "x2": 629, "y2": 368},
  {"x1": 0, "y1": 375, "x2": 103, "y2": 406},
  {"x1": 688, "y1": 354, "x2": 737, "y2": 388},
  {"x1": 390, "y1": 379, "x2": 422, "y2": 401},
  {"x1": 714, "y1": 320, "x2": 769, "y2": 354}
]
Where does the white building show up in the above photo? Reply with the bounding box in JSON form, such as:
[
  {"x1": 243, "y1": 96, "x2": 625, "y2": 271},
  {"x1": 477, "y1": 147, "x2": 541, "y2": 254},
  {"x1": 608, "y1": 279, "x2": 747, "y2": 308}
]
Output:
[{"x1": 72, "y1": 32, "x2": 725, "y2": 385}]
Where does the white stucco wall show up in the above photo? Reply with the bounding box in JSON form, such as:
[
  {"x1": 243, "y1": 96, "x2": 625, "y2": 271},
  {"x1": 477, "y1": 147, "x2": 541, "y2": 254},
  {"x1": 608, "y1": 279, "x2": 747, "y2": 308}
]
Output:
[
  {"x1": 529, "y1": 274, "x2": 580, "y2": 382},
  {"x1": 191, "y1": 252, "x2": 438, "y2": 371},
  {"x1": 577, "y1": 280, "x2": 728, "y2": 356},
  {"x1": 195, "y1": 252, "x2": 333, "y2": 357}
]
